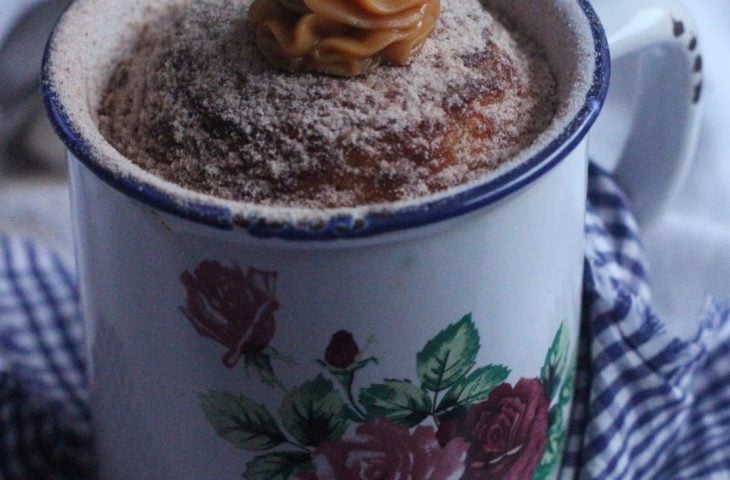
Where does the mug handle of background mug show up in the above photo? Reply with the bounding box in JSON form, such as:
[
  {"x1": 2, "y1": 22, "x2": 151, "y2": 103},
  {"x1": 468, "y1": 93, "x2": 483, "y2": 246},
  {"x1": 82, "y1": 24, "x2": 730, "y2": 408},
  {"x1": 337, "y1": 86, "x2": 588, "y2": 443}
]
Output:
[{"x1": 589, "y1": 0, "x2": 703, "y2": 228}]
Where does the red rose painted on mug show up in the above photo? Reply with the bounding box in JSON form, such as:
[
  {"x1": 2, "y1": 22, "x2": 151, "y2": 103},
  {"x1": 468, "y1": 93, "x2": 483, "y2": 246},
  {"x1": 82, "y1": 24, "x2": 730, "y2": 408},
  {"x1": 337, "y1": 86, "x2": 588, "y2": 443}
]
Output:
[
  {"x1": 309, "y1": 419, "x2": 469, "y2": 480},
  {"x1": 180, "y1": 261, "x2": 278, "y2": 367},
  {"x1": 438, "y1": 379, "x2": 550, "y2": 479}
]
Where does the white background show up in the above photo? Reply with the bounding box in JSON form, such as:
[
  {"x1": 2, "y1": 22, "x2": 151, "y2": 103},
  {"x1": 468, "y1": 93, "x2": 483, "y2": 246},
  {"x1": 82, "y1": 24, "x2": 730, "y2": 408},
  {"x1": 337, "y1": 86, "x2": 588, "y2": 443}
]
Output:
[{"x1": 0, "y1": 0, "x2": 728, "y2": 337}]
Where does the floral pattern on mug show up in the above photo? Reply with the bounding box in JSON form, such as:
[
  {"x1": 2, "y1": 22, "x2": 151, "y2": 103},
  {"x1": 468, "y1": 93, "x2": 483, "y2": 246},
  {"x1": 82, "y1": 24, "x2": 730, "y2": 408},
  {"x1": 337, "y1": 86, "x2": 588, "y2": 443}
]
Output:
[
  {"x1": 180, "y1": 262, "x2": 574, "y2": 480},
  {"x1": 437, "y1": 379, "x2": 549, "y2": 479},
  {"x1": 307, "y1": 419, "x2": 469, "y2": 480},
  {"x1": 324, "y1": 330, "x2": 360, "y2": 369},
  {"x1": 180, "y1": 261, "x2": 285, "y2": 388}
]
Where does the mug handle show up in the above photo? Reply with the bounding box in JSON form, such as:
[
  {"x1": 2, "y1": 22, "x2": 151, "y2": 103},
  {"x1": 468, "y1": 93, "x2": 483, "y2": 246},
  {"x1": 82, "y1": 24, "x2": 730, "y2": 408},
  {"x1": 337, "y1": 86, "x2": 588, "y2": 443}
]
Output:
[{"x1": 589, "y1": 0, "x2": 703, "y2": 228}]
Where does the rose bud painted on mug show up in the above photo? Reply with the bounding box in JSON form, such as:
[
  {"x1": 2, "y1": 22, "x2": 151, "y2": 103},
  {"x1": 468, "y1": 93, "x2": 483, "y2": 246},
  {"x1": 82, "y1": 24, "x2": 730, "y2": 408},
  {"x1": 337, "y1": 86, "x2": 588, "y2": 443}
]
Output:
[{"x1": 324, "y1": 330, "x2": 360, "y2": 369}]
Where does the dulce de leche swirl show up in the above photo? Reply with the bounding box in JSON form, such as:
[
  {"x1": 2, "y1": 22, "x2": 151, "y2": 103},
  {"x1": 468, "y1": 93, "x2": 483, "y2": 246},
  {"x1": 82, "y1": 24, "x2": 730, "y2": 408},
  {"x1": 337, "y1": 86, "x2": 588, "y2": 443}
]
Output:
[{"x1": 248, "y1": 0, "x2": 440, "y2": 76}]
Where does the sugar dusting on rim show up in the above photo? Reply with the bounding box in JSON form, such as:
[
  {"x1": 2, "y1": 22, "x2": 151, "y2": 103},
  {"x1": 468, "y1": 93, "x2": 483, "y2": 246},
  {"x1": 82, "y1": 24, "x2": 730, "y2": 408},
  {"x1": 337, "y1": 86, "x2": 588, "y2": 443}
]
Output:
[{"x1": 44, "y1": 0, "x2": 599, "y2": 231}]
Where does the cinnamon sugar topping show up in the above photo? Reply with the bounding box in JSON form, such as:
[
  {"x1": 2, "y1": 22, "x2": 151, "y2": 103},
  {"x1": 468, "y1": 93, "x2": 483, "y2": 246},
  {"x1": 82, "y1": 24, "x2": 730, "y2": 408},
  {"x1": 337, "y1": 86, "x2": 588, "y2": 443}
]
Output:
[
  {"x1": 249, "y1": 0, "x2": 440, "y2": 76},
  {"x1": 97, "y1": 0, "x2": 558, "y2": 209}
]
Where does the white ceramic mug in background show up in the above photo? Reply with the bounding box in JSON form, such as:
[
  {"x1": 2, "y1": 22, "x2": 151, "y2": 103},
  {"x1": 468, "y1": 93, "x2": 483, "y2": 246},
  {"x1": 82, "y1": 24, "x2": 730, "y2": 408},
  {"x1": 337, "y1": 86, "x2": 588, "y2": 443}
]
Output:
[{"x1": 42, "y1": 0, "x2": 701, "y2": 478}]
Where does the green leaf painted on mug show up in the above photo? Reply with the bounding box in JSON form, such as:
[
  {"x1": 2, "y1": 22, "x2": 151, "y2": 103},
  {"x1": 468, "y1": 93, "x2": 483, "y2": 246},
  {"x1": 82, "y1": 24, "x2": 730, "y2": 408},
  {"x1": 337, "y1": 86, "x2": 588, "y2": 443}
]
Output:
[
  {"x1": 531, "y1": 457, "x2": 557, "y2": 480},
  {"x1": 243, "y1": 452, "x2": 312, "y2": 480},
  {"x1": 344, "y1": 404, "x2": 366, "y2": 423},
  {"x1": 533, "y1": 361, "x2": 576, "y2": 480},
  {"x1": 199, "y1": 391, "x2": 286, "y2": 450},
  {"x1": 438, "y1": 364, "x2": 510, "y2": 413},
  {"x1": 532, "y1": 405, "x2": 564, "y2": 480},
  {"x1": 417, "y1": 314, "x2": 480, "y2": 392},
  {"x1": 280, "y1": 374, "x2": 347, "y2": 447},
  {"x1": 245, "y1": 350, "x2": 285, "y2": 391},
  {"x1": 559, "y1": 359, "x2": 576, "y2": 406},
  {"x1": 359, "y1": 379, "x2": 432, "y2": 427},
  {"x1": 541, "y1": 322, "x2": 570, "y2": 401}
]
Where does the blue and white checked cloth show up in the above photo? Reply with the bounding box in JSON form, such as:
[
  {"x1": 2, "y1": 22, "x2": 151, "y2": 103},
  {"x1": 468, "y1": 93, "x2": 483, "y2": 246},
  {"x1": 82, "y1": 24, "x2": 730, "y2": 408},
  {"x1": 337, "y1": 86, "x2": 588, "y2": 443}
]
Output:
[
  {"x1": 1, "y1": 164, "x2": 730, "y2": 480},
  {"x1": 0, "y1": 235, "x2": 90, "y2": 479}
]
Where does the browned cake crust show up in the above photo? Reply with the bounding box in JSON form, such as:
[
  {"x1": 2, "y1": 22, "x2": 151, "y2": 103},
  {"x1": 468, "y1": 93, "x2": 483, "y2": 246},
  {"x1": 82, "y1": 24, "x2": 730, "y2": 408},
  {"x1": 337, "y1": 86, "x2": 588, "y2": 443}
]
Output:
[{"x1": 98, "y1": 0, "x2": 557, "y2": 208}]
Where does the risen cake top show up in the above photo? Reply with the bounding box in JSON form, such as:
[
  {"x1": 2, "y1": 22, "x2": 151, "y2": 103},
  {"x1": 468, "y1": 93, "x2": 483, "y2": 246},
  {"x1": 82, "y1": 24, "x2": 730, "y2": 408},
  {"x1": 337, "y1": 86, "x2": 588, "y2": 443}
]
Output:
[{"x1": 97, "y1": 0, "x2": 557, "y2": 208}]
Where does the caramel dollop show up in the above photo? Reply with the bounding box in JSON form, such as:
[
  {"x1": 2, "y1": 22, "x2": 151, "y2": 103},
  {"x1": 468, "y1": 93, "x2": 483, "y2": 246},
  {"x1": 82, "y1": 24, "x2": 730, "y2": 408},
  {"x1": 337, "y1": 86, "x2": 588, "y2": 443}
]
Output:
[{"x1": 248, "y1": 0, "x2": 440, "y2": 76}]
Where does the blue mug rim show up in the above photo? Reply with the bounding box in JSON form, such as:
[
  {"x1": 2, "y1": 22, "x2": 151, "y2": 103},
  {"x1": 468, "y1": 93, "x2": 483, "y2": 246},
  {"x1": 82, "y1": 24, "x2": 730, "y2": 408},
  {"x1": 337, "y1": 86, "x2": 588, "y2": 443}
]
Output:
[{"x1": 41, "y1": 0, "x2": 610, "y2": 241}]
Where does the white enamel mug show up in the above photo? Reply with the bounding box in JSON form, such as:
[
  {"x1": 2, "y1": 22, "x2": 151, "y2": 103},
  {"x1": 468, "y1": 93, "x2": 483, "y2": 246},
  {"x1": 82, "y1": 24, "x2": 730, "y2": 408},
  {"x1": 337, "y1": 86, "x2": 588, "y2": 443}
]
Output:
[{"x1": 42, "y1": 0, "x2": 701, "y2": 478}]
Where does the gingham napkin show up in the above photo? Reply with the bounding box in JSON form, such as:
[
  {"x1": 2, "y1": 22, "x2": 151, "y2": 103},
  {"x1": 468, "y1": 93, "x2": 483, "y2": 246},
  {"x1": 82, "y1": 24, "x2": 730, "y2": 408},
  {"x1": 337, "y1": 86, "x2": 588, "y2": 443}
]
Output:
[{"x1": 1, "y1": 165, "x2": 729, "y2": 480}]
